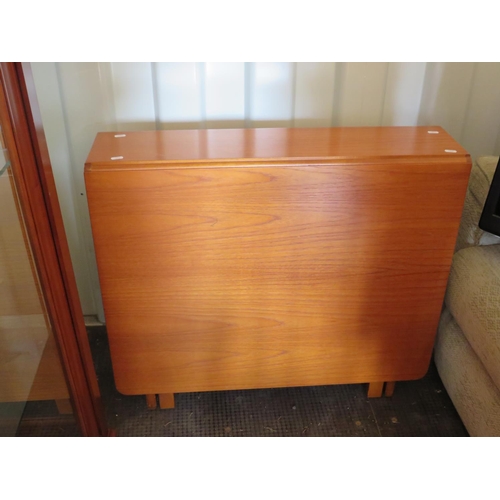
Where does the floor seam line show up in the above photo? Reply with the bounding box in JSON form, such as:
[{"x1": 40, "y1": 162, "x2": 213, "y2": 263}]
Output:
[{"x1": 369, "y1": 401, "x2": 383, "y2": 437}]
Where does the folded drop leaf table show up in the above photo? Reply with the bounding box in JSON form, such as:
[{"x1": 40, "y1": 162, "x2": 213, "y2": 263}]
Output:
[{"x1": 84, "y1": 127, "x2": 471, "y2": 408}]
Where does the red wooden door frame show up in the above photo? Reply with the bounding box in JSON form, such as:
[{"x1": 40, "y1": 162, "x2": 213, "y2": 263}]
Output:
[{"x1": 0, "y1": 62, "x2": 109, "y2": 437}]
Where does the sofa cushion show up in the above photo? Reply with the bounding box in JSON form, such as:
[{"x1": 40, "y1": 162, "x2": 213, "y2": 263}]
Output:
[
  {"x1": 445, "y1": 244, "x2": 500, "y2": 389},
  {"x1": 469, "y1": 156, "x2": 498, "y2": 202},
  {"x1": 435, "y1": 307, "x2": 500, "y2": 436},
  {"x1": 455, "y1": 156, "x2": 500, "y2": 252}
]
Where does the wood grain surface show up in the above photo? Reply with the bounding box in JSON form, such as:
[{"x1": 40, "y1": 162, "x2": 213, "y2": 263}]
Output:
[
  {"x1": 85, "y1": 127, "x2": 471, "y2": 396},
  {"x1": 85, "y1": 126, "x2": 469, "y2": 169}
]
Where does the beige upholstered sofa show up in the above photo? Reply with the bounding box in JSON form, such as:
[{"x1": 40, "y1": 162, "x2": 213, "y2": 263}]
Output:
[{"x1": 434, "y1": 156, "x2": 500, "y2": 436}]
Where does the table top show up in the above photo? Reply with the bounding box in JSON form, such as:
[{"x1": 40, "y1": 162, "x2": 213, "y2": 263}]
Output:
[{"x1": 85, "y1": 126, "x2": 470, "y2": 171}]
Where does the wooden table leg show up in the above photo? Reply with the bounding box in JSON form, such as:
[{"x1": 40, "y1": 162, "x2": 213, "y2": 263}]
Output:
[
  {"x1": 367, "y1": 382, "x2": 384, "y2": 398},
  {"x1": 159, "y1": 393, "x2": 175, "y2": 409},
  {"x1": 385, "y1": 381, "x2": 396, "y2": 397},
  {"x1": 145, "y1": 394, "x2": 157, "y2": 410}
]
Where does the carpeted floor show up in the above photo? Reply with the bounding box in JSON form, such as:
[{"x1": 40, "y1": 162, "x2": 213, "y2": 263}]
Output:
[{"x1": 87, "y1": 326, "x2": 468, "y2": 437}]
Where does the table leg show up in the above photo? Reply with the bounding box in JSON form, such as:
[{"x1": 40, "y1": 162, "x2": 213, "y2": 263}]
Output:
[
  {"x1": 367, "y1": 382, "x2": 384, "y2": 398},
  {"x1": 385, "y1": 381, "x2": 396, "y2": 397},
  {"x1": 159, "y1": 393, "x2": 175, "y2": 409},
  {"x1": 145, "y1": 394, "x2": 157, "y2": 409}
]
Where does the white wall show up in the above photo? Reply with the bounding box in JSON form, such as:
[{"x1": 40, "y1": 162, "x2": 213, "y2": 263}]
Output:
[{"x1": 30, "y1": 62, "x2": 500, "y2": 321}]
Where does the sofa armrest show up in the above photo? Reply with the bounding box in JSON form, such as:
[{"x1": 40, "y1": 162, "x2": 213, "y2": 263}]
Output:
[{"x1": 455, "y1": 156, "x2": 500, "y2": 253}]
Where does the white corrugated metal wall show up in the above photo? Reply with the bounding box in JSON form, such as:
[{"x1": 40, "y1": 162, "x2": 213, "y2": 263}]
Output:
[{"x1": 30, "y1": 62, "x2": 500, "y2": 321}]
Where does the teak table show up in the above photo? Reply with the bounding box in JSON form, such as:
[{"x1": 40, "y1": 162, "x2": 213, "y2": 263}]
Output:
[{"x1": 85, "y1": 127, "x2": 471, "y2": 409}]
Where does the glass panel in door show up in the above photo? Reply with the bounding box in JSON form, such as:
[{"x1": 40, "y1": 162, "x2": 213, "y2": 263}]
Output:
[{"x1": 0, "y1": 124, "x2": 79, "y2": 436}]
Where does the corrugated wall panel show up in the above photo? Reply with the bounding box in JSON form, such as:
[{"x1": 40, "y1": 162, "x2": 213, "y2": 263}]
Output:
[
  {"x1": 30, "y1": 61, "x2": 500, "y2": 318},
  {"x1": 247, "y1": 62, "x2": 295, "y2": 127},
  {"x1": 418, "y1": 62, "x2": 476, "y2": 140},
  {"x1": 109, "y1": 62, "x2": 156, "y2": 130},
  {"x1": 335, "y1": 62, "x2": 389, "y2": 126},
  {"x1": 56, "y1": 62, "x2": 115, "y2": 320},
  {"x1": 204, "y1": 62, "x2": 245, "y2": 128},
  {"x1": 155, "y1": 62, "x2": 203, "y2": 129},
  {"x1": 382, "y1": 62, "x2": 427, "y2": 126},
  {"x1": 460, "y1": 63, "x2": 500, "y2": 160},
  {"x1": 293, "y1": 62, "x2": 336, "y2": 127}
]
